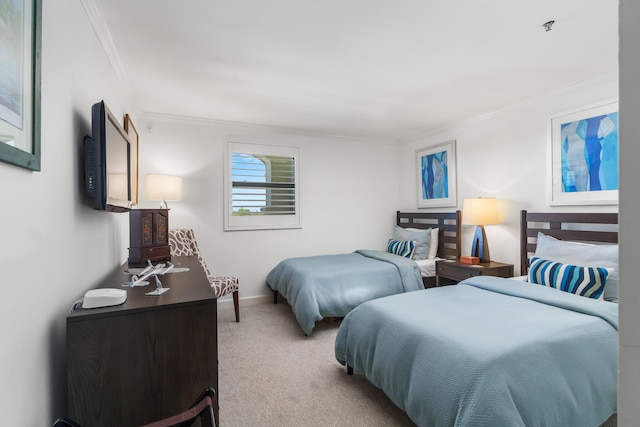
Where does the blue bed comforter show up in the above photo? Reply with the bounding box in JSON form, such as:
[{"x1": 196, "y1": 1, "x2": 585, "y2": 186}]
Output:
[
  {"x1": 265, "y1": 250, "x2": 423, "y2": 335},
  {"x1": 335, "y1": 276, "x2": 618, "y2": 427}
]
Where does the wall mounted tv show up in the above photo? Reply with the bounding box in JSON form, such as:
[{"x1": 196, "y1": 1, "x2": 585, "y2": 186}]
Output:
[{"x1": 84, "y1": 100, "x2": 132, "y2": 212}]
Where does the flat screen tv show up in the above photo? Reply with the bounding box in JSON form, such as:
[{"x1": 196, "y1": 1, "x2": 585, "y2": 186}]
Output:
[{"x1": 84, "y1": 100, "x2": 132, "y2": 212}]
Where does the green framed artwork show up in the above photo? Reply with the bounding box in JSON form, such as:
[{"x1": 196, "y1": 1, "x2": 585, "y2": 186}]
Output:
[{"x1": 0, "y1": 0, "x2": 42, "y2": 171}]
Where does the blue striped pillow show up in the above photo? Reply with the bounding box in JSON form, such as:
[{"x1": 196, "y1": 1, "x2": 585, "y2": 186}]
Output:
[
  {"x1": 528, "y1": 257, "x2": 610, "y2": 299},
  {"x1": 387, "y1": 239, "x2": 416, "y2": 259}
]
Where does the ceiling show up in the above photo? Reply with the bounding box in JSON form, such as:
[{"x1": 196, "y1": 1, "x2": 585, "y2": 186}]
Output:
[{"x1": 90, "y1": 0, "x2": 618, "y2": 143}]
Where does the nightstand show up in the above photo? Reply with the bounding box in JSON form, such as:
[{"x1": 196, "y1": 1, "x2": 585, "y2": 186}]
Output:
[{"x1": 435, "y1": 259, "x2": 514, "y2": 286}]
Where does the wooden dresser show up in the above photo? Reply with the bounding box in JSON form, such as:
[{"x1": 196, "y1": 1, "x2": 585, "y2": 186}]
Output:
[{"x1": 66, "y1": 255, "x2": 218, "y2": 427}]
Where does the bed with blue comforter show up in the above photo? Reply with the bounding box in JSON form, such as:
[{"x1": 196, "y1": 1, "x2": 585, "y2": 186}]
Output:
[
  {"x1": 335, "y1": 276, "x2": 618, "y2": 427},
  {"x1": 266, "y1": 249, "x2": 424, "y2": 335}
]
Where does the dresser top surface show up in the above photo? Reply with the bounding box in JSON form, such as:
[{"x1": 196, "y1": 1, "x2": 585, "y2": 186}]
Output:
[{"x1": 67, "y1": 255, "x2": 215, "y2": 321}]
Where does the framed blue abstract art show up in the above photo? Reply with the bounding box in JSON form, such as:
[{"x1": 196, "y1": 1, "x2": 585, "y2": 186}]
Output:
[
  {"x1": 416, "y1": 140, "x2": 457, "y2": 208},
  {"x1": 549, "y1": 100, "x2": 618, "y2": 205}
]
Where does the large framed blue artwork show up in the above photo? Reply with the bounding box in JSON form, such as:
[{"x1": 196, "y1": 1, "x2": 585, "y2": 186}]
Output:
[
  {"x1": 549, "y1": 100, "x2": 618, "y2": 205},
  {"x1": 416, "y1": 140, "x2": 457, "y2": 208}
]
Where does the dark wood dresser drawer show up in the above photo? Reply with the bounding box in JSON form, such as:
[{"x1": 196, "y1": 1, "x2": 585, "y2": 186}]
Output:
[
  {"x1": 128, "y1": 244, "x2": 171, "y2": 264},
  {"x1": 435, "y1": 260, "x2": 514, "y2": 286},
  {"x1": 437, "y1": 262, "x2": 483, "y2": 281}
]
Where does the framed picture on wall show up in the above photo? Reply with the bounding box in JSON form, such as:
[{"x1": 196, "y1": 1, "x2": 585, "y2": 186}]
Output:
[
  {"x1": 416, "y1": 140, "x2": 457, "y2": 208},
  {"x1": 549, "y1": 99, "x2": 619, "y2": 205},
  {"x1": 124, "y1": 114, "x2": 139, "y2": 205},
  {"x1": 0, "y1": 0, "x2": 42, "y2": 171}
]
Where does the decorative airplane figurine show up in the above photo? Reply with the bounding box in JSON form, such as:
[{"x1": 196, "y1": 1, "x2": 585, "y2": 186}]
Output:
[{"x1": 122, "y1": 260, "x2": 175, "y2": 295}]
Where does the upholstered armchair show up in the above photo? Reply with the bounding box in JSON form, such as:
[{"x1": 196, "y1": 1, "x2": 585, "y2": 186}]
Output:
[{"x1": 169, "y1": 228, "x2": 239, "y2": 322}]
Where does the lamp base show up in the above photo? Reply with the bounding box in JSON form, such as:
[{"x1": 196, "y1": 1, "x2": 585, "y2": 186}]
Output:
[{"x1": 470, "y1": 225, "x2": 491, "y2": 263}]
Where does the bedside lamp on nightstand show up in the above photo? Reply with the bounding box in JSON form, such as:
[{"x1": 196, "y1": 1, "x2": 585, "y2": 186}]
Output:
[{"x1": 462, "y1": 197, "x2": 501, "y2": 263}]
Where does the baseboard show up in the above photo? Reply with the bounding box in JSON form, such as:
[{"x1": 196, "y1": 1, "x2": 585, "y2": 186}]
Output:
[{"x1": 217, "y1": 294, "x2": 271, "y2": 310}]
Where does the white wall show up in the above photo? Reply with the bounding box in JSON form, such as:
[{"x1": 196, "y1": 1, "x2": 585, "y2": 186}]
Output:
[
  {"x1": 0, "y1": 1, "x2": 133, "y2": 424},
  {"x1": 136, "y1": 116, "x2": 401, "y2": 303},
  {"x1": 398, "y1": 75, "x2": 618, "y2": 275}
]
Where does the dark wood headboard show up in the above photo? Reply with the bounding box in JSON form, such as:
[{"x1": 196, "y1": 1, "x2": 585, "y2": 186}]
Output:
[
  {"x1": 397, "y1": 211, "x2": 462, "y2": 261},
  {"x1": 520, "y1": 210, "x2": 618, "y2": 274}
]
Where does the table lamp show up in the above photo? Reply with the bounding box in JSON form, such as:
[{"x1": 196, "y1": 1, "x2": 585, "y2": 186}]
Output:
[
  {"x1": 146, "y1": 174, "x2": 182, "y2": 209},
  {"x1": 462, "y1": 197, "x2": 500, "y2": 263}
]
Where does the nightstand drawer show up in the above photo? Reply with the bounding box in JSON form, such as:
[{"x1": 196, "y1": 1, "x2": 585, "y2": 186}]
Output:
[
  {"x1": 436, "y1": 262, "x2": 482, "y2": 281},
  {"x1": 435, "y1": 260, "x2": 514, "y2": 286}
]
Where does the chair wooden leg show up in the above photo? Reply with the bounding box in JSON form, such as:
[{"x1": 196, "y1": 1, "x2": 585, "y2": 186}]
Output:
[{"x1": 233, "y1": 290, "x2": 239, "y2": 322}]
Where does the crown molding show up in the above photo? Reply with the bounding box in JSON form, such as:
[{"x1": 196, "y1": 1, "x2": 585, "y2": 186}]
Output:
[
  {"x1": 140, "y1": 111, "x2": 396, "y2": 145},
  {"x1": 79, "y1": 0, "x2": 133, "y2": 97}
]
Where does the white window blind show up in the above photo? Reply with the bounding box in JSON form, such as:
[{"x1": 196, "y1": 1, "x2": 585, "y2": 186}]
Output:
[{"x1": 225, "y1": 141, "x2": 300, "y2": 231}]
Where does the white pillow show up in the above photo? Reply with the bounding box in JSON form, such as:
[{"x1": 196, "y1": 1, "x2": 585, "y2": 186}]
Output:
[
  {"x1": 428, "y1": 228, "x2": 439, "y2": 259},
  {"x1": 394, "y1": 226, "x2": 431, "y2": 260},
  {"x1": 533, "y1": 232, "x2": 619, "y2": 302},
  {"x1": 402, "y1": 227, "x2": 439, "y2": 259}
]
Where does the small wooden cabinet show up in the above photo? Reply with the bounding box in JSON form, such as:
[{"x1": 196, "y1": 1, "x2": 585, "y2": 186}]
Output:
[
  {"x1": 436, "y1": 259, "x2": 514, "y2": 286},
  {"x1": 128, "y1": 209, "x2": 171, "y2": 266}
]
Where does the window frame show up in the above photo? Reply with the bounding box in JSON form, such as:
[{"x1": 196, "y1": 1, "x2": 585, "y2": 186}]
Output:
[{"x1": 224, "y1": 141, "x2": 301, "y2": 231}]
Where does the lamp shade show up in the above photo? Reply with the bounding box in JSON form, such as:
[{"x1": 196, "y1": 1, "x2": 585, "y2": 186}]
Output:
[
  {"x1": 462, "y1": 197, "x2": 500, "y2": 226},
  {"x1": 146, "y1": 174, "x2": 182, "y2": 202}
]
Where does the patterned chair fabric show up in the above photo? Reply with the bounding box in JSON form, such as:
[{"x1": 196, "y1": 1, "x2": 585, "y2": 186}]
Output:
[{"x1": 169, "y1": 228, "x2": 240, "y2": 321}]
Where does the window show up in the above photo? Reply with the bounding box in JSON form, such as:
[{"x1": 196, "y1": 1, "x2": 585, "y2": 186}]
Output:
[{"x1": 224, "y1": 141, "x2": 300, "y2": 231}]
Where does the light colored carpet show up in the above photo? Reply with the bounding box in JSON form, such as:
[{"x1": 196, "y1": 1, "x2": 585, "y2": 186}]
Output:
[{"x1": 217, "y1": 301, "x2": 415, "y2": 426}]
